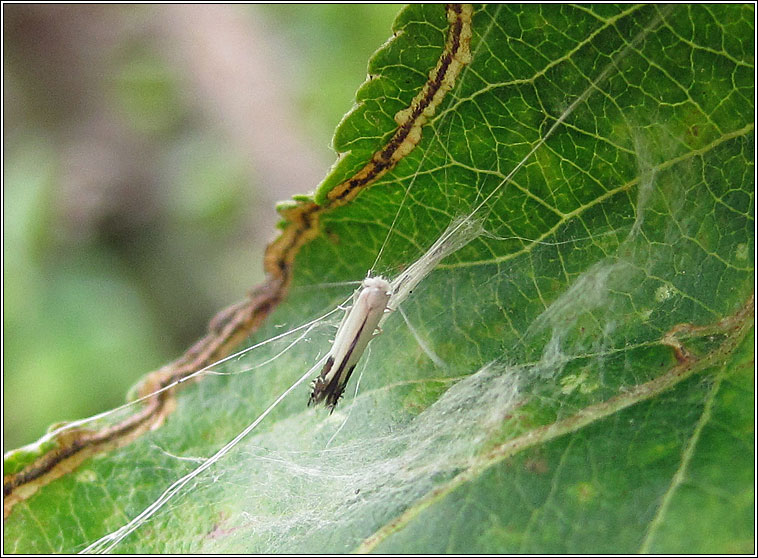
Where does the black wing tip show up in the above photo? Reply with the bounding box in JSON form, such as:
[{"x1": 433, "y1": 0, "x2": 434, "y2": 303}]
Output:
[
  {"x1": 309, "y1": 379, "x2": 349, "y2": 412},
  {"x1": 309, "y1": 359, "x2": 358, "y2": 413}
]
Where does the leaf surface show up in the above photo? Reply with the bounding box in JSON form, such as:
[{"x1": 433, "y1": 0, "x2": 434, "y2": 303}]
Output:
[{"x1": 4, "y1": 4, "x2": 753, "y2": 554}]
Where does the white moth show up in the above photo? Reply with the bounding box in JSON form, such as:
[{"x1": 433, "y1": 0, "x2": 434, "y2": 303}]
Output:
[
  {"x1": 309, "y1": 216, "x2": 484, "y2": 411},
  {"x1": 309, "y1": 276, "x2": 392, "y2": 411}
]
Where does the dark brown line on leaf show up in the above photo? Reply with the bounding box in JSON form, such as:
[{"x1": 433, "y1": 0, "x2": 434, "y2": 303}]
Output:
[
  {"x1": 3, "y1": 4, "x2": 473, "y2": 516},
  {"x1": 3, "y1": 279, "x2": 283, "y2": 513}
]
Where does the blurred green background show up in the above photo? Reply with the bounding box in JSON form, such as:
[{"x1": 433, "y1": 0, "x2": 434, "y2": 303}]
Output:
[{"x1": 3, "y1": 4, "x2": 400, "y2": 451}]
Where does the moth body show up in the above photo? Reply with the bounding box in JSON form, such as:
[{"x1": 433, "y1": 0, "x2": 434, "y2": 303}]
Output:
[{"x1": 309, "y1": 276, "x2": 391, "y2": 411}]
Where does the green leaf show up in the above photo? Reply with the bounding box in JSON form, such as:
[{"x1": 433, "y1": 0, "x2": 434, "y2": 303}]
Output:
[{"x1": 4, "y1": 4, "x2": 753, "y2": 553}]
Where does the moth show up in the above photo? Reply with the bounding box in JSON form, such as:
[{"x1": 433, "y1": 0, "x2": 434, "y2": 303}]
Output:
[{"x1": 308, "y1": 276, "x2": 392, "y2": 411}]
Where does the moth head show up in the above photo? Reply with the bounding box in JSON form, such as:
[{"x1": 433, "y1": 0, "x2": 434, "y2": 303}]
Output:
[{"x1": 362, "y1": 275, "x2": 391, "y2": 294}]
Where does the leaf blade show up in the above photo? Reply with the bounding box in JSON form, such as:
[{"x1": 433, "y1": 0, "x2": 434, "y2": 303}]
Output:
[{"x1": 4, "y1": 4, "x2": 753, "y2": 554}]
